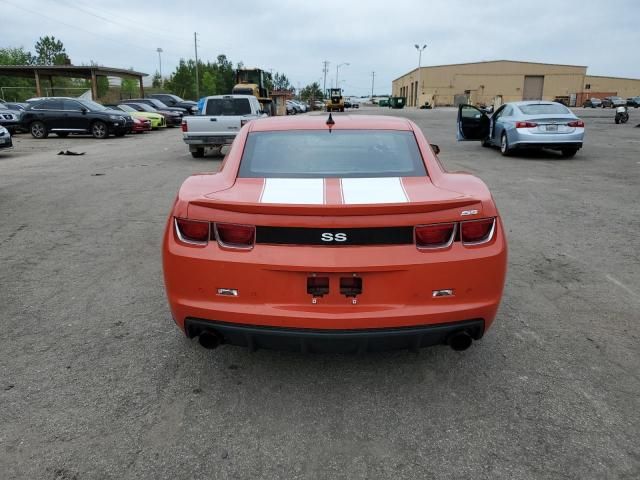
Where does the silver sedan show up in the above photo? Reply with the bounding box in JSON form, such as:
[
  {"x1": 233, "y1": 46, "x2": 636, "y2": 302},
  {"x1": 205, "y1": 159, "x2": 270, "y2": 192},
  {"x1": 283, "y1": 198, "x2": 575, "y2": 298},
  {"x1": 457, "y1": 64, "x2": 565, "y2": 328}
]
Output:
[{"x1": 457, "y1": 101, "x2": 585, "y2": 158}]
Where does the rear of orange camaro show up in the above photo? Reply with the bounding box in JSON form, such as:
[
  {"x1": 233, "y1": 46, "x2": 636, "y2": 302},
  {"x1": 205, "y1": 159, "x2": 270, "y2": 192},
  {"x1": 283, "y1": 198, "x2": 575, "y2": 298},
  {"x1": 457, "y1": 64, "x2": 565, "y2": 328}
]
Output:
[{"x1": 163, "y1": 115, "x2": 507, "y2": 353}]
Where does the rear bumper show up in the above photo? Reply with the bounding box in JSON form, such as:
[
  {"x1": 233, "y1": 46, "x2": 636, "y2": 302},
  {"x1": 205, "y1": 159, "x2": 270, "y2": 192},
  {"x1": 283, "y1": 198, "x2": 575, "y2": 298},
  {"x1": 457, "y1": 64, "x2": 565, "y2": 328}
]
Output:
[
  {"x1": 511, "y1": 129, "x2": 584, "y2": 149},
  {"x1": 184, "y1": 318, "x2": 484, "y2": 353}
]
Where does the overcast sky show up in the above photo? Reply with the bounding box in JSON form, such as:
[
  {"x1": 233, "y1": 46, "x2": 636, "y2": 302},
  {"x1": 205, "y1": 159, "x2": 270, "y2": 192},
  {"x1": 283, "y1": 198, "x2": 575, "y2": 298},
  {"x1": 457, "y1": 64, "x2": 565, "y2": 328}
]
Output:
[{"x1": 3, "y1": 0, "x2": 639, "y2": 96}]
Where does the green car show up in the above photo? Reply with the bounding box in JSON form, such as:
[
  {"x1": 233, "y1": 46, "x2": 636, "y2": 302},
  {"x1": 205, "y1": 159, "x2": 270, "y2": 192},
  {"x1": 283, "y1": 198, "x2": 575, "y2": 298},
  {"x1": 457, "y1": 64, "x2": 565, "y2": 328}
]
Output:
[{"x1": 108, "y1": 104, "x2": 166, "y2": 129}]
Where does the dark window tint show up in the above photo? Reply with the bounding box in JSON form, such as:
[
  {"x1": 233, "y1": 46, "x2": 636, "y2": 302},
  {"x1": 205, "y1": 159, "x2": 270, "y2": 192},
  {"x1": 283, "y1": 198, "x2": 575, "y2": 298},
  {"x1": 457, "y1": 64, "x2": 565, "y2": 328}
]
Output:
[
  {"x1": 238, "y1": 130, "x2": 427, "y2": 179},
  {"x1": 63, "y1": 99, "x2": 82, "y2": 111},
  {"x1": 37, "y1": 100, "x2": 64, "y2": 110},
  {"x1": 518, "y1": 103, "x2": 570, "y2": 115},
  {"x1": 206, "y1": 98, "x2": 251, "y2": 116}
]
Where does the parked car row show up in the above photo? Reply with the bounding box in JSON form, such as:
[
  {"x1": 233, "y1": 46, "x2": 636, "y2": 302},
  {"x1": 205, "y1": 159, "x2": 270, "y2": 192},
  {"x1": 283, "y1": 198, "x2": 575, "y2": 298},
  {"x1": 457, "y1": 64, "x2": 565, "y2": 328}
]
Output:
[
  {"x1": 582, "y1": 96, "x2": 637, "y2": 108},
  {"x1": 0, "y1": 95, "x2": 191, "y2": 140}
]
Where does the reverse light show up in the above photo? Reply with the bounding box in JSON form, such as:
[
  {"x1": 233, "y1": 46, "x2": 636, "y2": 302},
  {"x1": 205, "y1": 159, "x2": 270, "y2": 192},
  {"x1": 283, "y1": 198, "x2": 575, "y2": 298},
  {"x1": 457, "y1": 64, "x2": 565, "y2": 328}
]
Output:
[
  {"x1": 415, "y1": 223, "x2": 456, "y2": 249},
  {"x1": 215, "y1": 223, "x2": 255, "y2": 249},
  {"x1": 175, "y1": 218, "x2": 209, "y2": 245},
  {"x1": 461, "y1": 218, "x2": 495, "y2": 245},
  {"x1": 567, "y1": 120, "x2": 585, "y2": 127},
  {"x1": 515, "y1": 121, "x2": 538, "y2": 128}
]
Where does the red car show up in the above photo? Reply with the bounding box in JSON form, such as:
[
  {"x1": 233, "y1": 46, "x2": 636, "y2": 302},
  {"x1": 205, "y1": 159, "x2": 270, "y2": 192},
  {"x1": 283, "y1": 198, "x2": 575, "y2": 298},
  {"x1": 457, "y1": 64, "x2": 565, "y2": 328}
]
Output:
[
  {"x1": 162, "y1": 115, "x2": 508, "y2": 353},
  {"x1": 130, "y1": 116, "x2": 152, "y2": 133}
]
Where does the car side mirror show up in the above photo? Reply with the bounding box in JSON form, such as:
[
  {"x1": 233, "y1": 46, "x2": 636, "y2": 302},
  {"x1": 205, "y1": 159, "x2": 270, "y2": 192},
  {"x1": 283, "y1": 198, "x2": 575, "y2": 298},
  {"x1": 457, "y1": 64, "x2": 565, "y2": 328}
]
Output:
[
  {"x1": 430, "y1": 144, "x2": 440, "y2": 155},
  {"x1": 81, "y1": 107, "x2": 88, "y2": 114}
]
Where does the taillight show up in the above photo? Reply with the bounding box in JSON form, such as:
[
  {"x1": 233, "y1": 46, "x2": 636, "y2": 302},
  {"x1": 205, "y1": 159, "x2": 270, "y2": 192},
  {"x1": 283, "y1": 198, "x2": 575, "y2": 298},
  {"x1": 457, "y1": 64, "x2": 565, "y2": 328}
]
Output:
[
  {"x1": 415, "y1": 223, "x2": 456, "y2": 249},
  {"x1": 181, "y1": 120, "x2": 188, "y2": 132},
  {"x1": 215, "y1": 223, "x2": 255, "y2": 249},
  {"x1": 567, "y1": 120, "x2": 584, "y2": 127},
  {"x1": 515, "y1": 121, "x2": 537, "y2": 128},
  {"x1": 461, "y1": 218, "x2": 495, "y2": 245},
  {"x1": 175, "y1": 218, "x2": 209, "y2": 245}
]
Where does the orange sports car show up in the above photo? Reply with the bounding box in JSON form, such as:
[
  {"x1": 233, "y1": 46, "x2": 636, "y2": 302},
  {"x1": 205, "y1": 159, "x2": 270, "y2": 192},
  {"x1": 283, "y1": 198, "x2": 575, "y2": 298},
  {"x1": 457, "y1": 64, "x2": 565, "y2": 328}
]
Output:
[{"x1": 162, "y1": 115, "x2": 507, "y2": 353}]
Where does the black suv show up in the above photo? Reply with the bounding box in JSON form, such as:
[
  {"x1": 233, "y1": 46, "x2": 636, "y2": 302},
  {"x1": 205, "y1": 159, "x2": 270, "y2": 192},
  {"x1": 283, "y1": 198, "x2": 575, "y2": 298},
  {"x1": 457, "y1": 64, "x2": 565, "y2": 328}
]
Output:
[
  {"x1": 21, "y1": 98, "x2": 133, "y2": 139},
  {"x1": 148, "y1": 93, "x2": 198, "y2": 114}
]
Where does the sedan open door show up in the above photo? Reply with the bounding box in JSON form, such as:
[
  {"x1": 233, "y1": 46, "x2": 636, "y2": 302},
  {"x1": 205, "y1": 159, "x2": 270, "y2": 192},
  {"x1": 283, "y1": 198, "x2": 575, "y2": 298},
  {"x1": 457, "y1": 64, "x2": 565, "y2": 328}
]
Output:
[{"x1": 457, "y1": 104, "x2": 490, "y2": 141}]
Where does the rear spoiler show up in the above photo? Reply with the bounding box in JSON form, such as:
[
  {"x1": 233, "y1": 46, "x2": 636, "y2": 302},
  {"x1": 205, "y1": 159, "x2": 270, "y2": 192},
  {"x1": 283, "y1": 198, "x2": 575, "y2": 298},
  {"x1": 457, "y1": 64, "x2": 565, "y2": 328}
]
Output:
[{"x1": 189, "y1": 197, "x2": 479, "y2": 216}]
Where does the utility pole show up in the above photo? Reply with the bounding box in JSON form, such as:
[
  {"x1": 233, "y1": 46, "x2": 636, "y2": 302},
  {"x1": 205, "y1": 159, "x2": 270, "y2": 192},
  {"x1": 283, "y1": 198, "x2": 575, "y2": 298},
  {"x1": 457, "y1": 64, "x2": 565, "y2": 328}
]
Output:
[
  {"x1": 322, "y1": 60, "x2": 329, "y2": 97},
  {"x1": 156, "y1": 48, "x2": 163, "y2": 80},
  {"x1": 371, "y1": 71, "x2": 375, "y2": 99},
  {"x1": 194, "y1": 32, "x2": 200, "y2": 99}
]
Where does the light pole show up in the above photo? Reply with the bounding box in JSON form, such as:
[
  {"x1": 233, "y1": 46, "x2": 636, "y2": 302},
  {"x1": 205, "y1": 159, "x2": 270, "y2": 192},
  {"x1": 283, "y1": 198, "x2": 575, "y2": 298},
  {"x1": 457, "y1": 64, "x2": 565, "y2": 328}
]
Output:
[
  {"x1": 414, "y1": 44, "x2": 426, "y2": 106},
  {"x1": 414, "y1": 44, "x2": 427, "y2": 69},
  {"x1": 156, "y1": 47, "x2": 163, "y2": 80},
  {"x1": 335, "y1": 62, "x2": 349, "y2": 89}
]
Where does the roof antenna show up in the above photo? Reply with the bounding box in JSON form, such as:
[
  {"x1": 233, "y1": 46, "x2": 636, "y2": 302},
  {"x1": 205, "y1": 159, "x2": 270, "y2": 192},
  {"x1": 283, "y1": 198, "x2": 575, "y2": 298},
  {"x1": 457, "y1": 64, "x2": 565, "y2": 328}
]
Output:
[
  {"x1": 326, "y1": 112, "x2": 335, "y2": 133},
  {"x1": 326, "y1": 113, "x2": 335, "y2": 126}
]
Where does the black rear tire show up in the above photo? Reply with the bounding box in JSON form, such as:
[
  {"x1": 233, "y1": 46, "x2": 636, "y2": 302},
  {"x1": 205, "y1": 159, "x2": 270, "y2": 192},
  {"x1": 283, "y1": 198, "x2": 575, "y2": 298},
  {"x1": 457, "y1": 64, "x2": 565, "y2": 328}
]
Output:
[
  {"x1": 561, "y1": 148, "x2": 578, "y2": 158},
  {"x1": 191, "y1": 148, "x2": 205, "y2": 158},
  {"x1": 30, "y1": 121, "x2": 48, "y2": 139}
]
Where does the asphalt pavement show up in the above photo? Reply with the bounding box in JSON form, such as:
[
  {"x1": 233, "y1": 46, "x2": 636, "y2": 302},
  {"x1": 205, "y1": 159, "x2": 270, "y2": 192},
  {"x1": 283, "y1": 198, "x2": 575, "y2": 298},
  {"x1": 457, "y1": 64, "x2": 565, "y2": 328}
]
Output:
[{"x1": 1, "y1": 107, "x2": 638, "y2": 479}]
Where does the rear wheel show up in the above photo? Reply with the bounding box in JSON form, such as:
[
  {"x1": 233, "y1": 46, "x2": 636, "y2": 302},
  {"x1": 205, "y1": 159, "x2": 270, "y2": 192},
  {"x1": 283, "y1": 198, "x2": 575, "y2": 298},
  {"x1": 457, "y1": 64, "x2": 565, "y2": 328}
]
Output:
[
  {"x1": 30, "y1": 121, "x2": 48, "y2": 139},
  {"x1": 191, "y1": 148, "x2": 205, "y2": 158},
  {"x1": 500, "y1": 132, "x2": 512, "y2": 156},
  {"x1": 561, "y1": 148, "x2": 578, "y2": 158},
  {"x1": 481, "y1": 136, "x2": 492, "y2": 147},
  {"x1": 91, "y1": 121, "x2": 109, "y2": 139},
  {"x1": 56, "y1": 132, "x2": 69, "y2": 138}
]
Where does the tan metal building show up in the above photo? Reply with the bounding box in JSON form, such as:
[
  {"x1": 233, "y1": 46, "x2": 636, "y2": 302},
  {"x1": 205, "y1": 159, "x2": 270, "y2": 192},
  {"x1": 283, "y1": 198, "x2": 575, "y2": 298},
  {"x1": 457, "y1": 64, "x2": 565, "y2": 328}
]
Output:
[{"x1": 391, "y1": 60, "x2": 640, "y2": 107}]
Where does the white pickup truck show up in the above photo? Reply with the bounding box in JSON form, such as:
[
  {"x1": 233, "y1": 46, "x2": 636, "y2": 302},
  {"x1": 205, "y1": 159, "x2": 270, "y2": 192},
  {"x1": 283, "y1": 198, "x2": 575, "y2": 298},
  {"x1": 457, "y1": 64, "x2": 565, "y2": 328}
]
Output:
[{"x1": 181, "y1": 94, "x2": 265, "y2": 158}]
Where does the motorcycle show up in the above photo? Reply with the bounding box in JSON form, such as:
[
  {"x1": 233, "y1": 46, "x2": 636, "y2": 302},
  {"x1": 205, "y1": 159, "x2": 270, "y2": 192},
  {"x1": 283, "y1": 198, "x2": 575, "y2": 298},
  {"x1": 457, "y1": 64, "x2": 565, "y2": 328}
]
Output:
[{"x1": 615, "y1": 106, "x2": 629, "y2": 124}]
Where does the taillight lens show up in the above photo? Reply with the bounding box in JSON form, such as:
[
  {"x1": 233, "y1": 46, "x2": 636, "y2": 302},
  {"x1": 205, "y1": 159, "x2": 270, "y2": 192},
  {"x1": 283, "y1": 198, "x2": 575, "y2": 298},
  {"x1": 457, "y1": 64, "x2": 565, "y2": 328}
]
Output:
[
  {"x1": 175, "y1": 218, "x2": 209, "y2": 245},
  {"x1": 215, "y1": 223, "x2": 255, "y2": 248},
  {"x1": 181, "y1": 120, "x2": 188, "y2": 132},
  {"x1": 567, "y1": 120, "x2": 584, "y2": 127},
  {"x1": 515, "y1": 121, "x2": 537, "y2": 128},
  {"x1": 415, "y1": 223, "x2": 456, "y2": 248},
  {"x1": 461, "y1": 218, "x2": 495, "y2": 245}
]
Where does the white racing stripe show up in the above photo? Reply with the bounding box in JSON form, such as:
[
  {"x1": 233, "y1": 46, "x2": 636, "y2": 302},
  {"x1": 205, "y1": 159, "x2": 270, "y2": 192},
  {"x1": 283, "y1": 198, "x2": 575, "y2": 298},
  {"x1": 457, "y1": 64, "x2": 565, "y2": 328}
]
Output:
[
  {"x1": 340, "y1": 177, "x2": 408, "y2": 204},
  {"x1": 260, "y1": 178, "x2": 325, "y2": 204}
]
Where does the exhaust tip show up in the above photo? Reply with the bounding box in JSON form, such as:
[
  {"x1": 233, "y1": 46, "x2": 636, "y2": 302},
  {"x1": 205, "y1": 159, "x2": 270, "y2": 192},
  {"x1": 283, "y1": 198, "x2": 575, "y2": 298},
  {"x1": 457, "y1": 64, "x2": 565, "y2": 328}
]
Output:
[
  {"x1": 447, "y1": 331, "x2": 473, "y2": 351},
  {"x1": 198, "y1": 332, "x2": 221, "y2": 350}
]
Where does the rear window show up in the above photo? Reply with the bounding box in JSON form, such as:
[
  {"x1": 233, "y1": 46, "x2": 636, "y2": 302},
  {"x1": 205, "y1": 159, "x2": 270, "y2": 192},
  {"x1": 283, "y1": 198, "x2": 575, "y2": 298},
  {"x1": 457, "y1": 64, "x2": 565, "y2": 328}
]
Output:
[
  {"x1": 206, "y1": 98, "x2": 251, "y2": 116},
  {"x1": 518, "y1": 104, "x2": 570, "y2": 115},
  {"x1": 238, "y1": 130, "x2": 427, "y2": 178}
]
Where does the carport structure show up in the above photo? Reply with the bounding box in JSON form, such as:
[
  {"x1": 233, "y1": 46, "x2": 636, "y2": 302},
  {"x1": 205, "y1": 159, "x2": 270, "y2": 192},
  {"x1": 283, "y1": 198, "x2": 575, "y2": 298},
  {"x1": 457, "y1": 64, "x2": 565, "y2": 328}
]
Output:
[{"x1": 0, "y1": 65, "x2": 148, "y2": 100}]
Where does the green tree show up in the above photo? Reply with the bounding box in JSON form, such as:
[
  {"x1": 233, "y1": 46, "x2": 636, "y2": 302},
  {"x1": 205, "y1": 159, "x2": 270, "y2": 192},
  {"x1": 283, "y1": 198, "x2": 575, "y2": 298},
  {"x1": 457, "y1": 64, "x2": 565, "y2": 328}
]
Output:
[
  {"x1": 121, "y1": 77, "x2": 138, "y2": 98},
  {"x1": 152, "y1": 71, "x2": 162, "y2": 88},
  {"x1": 272, "y1": 72, "x2": 292, "y2": 91},
  {"x1": 34, "y1": 36, "x2": 67, "y2": 65},
  {"x1": 0, "y1": 47, "x2": 37, "y2": 100},
  {"x1": 201, "y1": 71, "x2": 216, "y2": 96},
  {"x1": 300, "y1": 82, "x2": 323, "y2": 102}
]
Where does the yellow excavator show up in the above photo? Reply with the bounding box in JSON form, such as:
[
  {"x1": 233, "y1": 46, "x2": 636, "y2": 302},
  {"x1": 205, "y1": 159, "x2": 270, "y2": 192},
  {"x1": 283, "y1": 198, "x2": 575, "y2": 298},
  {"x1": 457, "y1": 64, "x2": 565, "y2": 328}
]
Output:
[
  {"x1": 232, "y1": 68, "x2": 273, "y2": 115},
  {"x1": 325, "y1": 88, "x2": 344, "y2": 112}
]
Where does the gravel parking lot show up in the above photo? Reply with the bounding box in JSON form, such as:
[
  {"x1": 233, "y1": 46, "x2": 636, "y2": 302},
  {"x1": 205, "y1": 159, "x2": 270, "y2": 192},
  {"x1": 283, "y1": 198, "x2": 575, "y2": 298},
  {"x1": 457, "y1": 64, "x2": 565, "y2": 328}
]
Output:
[{"x1": 1, "y1": 107, "x2": 639, "y2": 480}]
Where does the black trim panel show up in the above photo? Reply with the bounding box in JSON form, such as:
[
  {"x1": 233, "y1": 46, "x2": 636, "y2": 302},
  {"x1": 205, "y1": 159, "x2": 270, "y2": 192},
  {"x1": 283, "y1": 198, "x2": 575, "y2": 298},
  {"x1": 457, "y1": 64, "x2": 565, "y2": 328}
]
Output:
[
  {"x1": 256, "y1": 226, "x2": 414, "y2": 246},
  {"x1": 184, "y1": 318, "x2": 485, "y2": 353}
]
